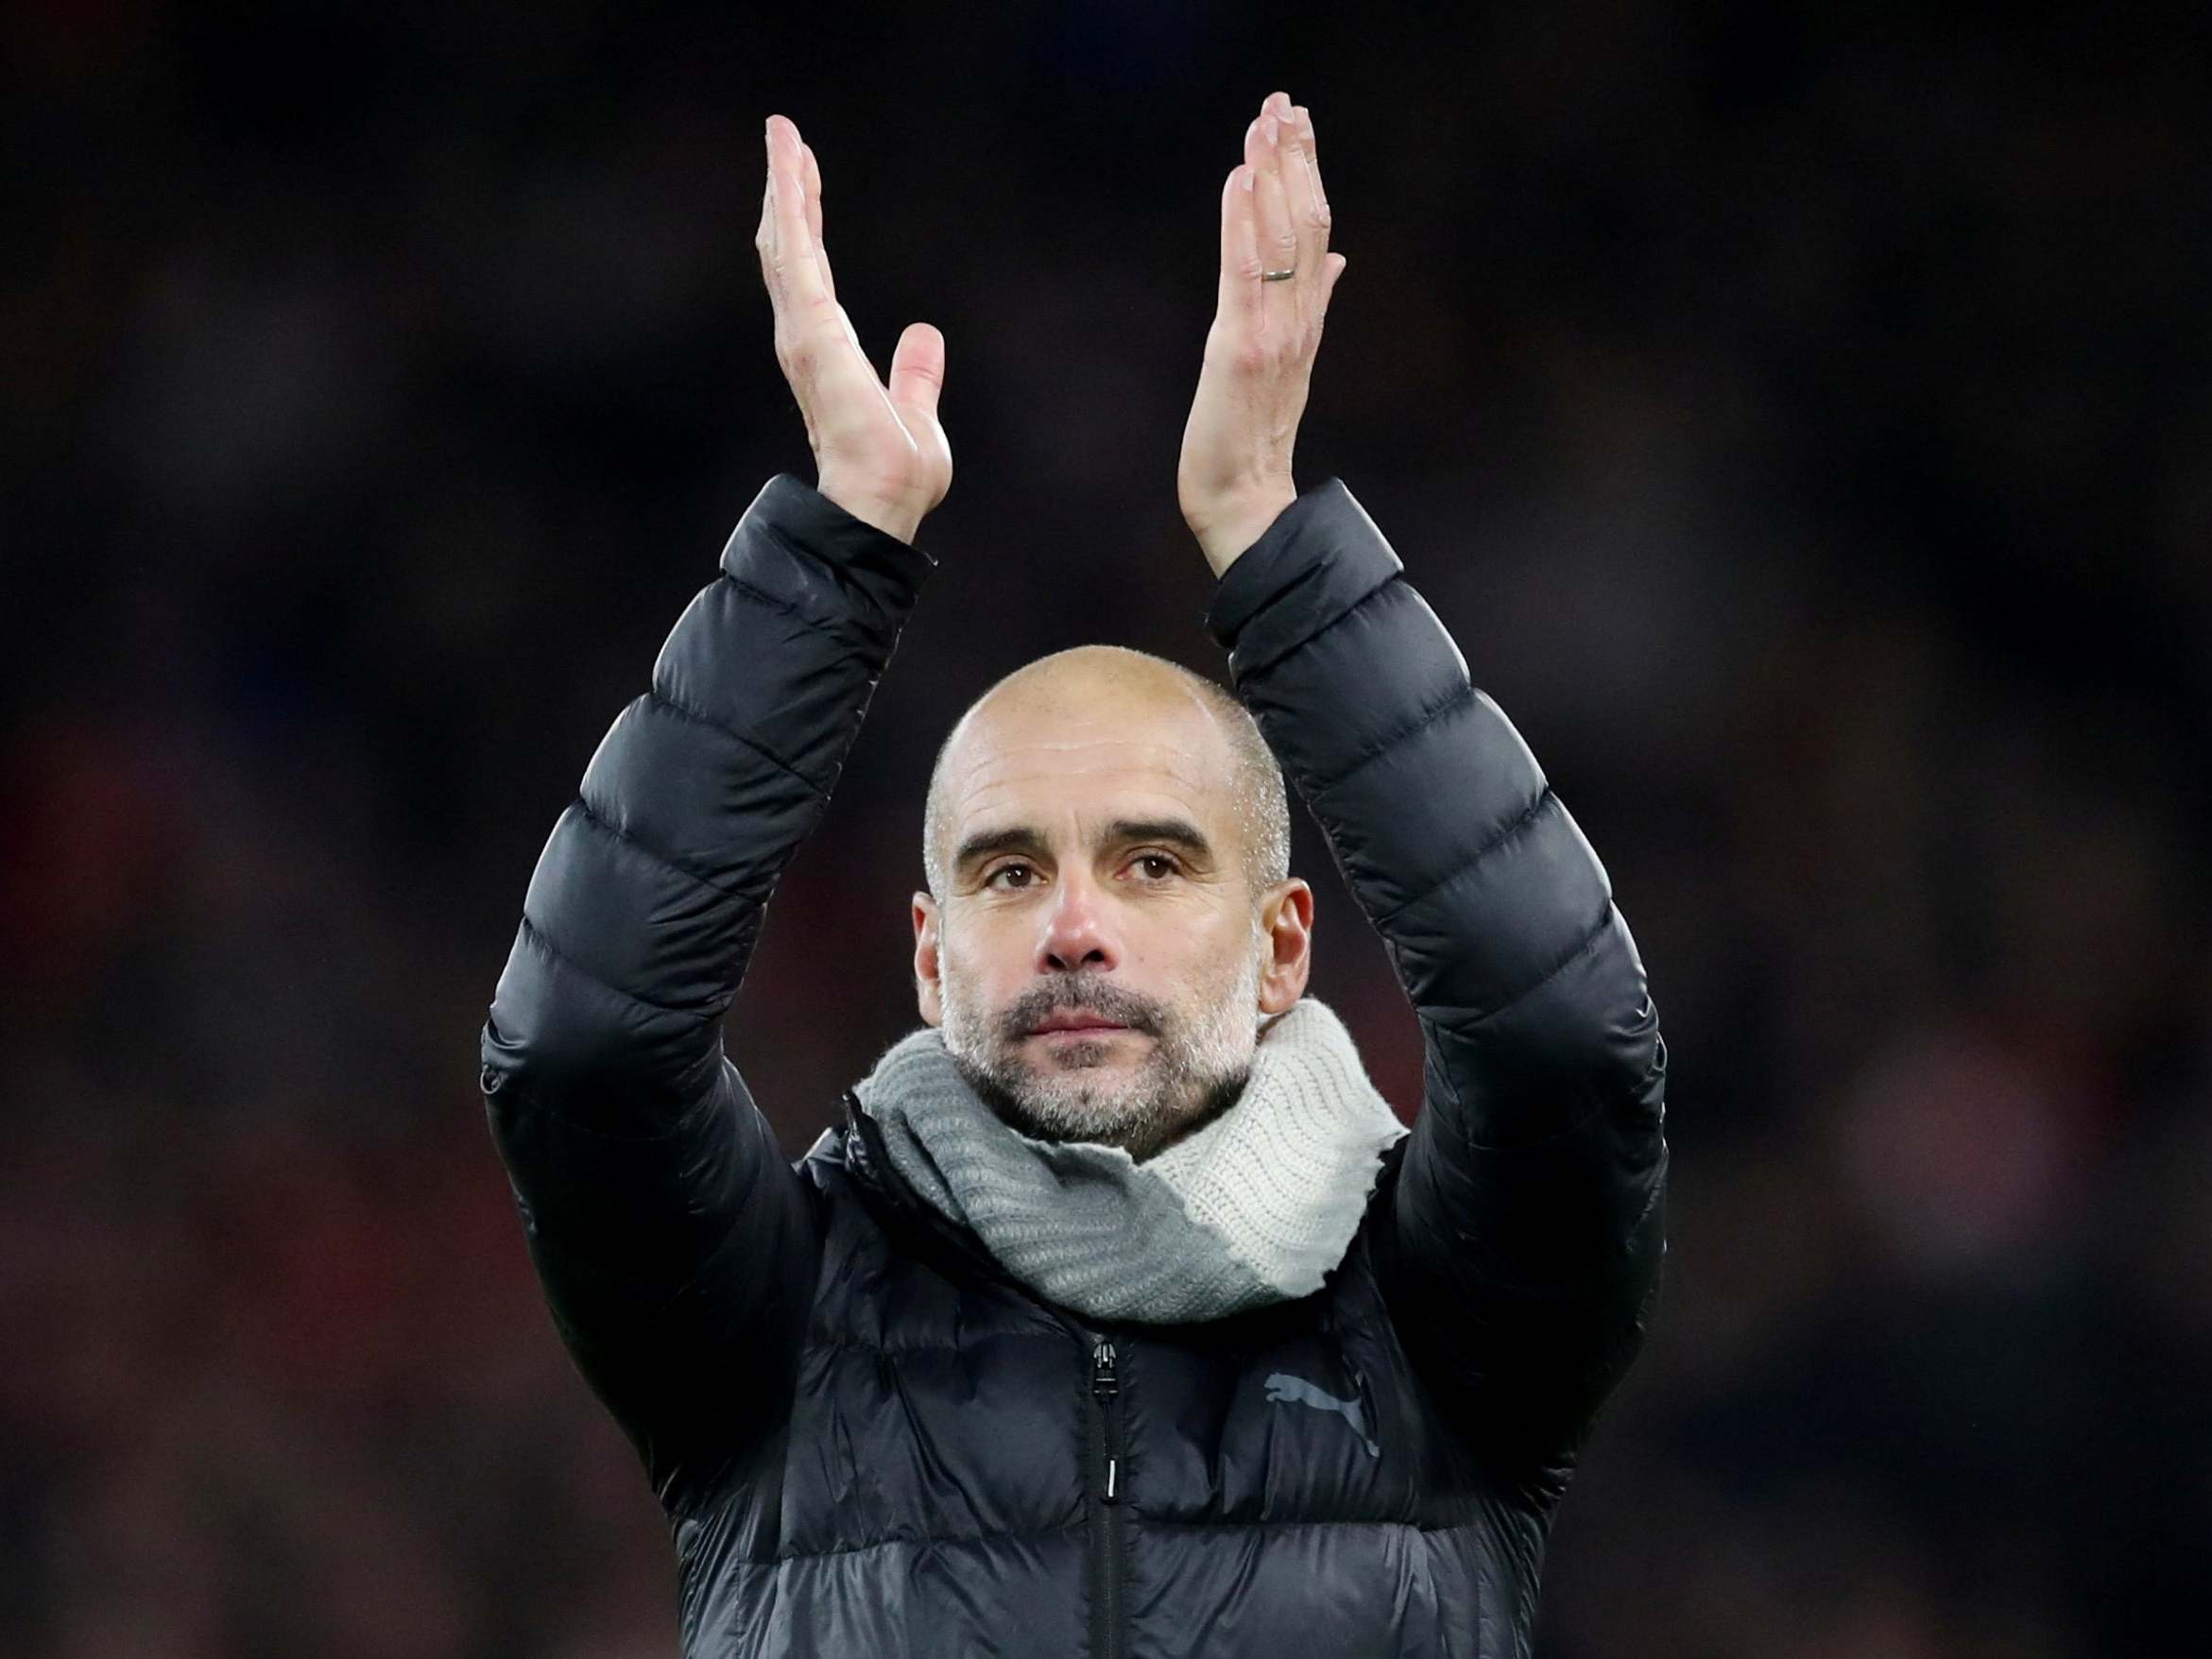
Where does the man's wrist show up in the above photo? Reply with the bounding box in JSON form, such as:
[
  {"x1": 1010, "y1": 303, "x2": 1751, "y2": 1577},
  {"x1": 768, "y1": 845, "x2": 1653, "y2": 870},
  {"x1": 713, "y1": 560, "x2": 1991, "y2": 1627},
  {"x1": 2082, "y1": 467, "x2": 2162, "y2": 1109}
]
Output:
[
  {"x1": 1190, "y1": 488, "x2": 1296, "y2": 578},
  {"x1": 814, "y1": 477, "x2": 923, "y2": 544}
]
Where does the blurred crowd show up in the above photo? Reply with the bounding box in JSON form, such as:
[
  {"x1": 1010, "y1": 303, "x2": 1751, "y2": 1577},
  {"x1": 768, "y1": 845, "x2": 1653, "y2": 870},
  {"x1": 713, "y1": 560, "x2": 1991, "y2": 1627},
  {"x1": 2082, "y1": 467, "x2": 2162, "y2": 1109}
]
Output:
[{"x1": 6, "y1": 4, "x2": 2207, "y2": 1655}]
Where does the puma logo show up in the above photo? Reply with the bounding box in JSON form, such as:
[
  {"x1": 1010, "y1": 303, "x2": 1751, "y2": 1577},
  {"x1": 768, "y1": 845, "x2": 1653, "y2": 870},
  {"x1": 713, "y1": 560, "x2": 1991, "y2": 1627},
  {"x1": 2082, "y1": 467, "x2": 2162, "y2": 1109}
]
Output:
[{"x1": 1263, "y1": 1372, "x2": 1380, "y2": 1459}]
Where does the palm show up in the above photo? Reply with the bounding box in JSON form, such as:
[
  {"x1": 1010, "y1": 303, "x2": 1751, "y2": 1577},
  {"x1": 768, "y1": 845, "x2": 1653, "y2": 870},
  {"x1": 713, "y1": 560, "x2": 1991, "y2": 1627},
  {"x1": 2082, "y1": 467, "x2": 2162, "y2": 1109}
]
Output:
[
  {"x1": 758, "y1": 117, "x2": 952, "y2": 526},
  {"x1": 799, "y1": 306, "x2": 952, "y2": 516},
  {"x1": 1177, "y1": 95, "x2": 1346, "y2": 571}
]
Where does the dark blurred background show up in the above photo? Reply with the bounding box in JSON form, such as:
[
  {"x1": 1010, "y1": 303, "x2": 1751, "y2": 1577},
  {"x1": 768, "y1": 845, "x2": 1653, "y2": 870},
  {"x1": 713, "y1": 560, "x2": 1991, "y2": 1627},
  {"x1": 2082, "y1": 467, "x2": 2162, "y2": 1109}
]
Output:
[{"x1": 6, "y1": 3, "x2": 2209, "y2": 1654}]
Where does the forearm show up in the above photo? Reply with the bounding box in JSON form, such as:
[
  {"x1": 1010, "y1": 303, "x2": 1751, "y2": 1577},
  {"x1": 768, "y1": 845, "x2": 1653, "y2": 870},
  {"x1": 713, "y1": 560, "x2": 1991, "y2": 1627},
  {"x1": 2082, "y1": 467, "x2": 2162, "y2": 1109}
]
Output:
[
  {"x1": 817, "y1": 470, "x2": 925, "y2": 544},
  {"x1": 1191, "y1": 485, "x2": 1297, "y2": 578},
  {"x1": 1207, "y1": 477, "x2": 1667, "y2": 1444},
  {"x1": 482, "y1": 472, "x2": 934, "y2": 1126}
]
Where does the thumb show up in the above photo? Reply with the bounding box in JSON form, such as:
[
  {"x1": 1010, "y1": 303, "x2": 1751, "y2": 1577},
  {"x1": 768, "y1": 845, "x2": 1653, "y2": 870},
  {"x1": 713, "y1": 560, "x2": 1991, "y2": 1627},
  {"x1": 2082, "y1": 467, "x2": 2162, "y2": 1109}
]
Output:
[{"x1": 887, "y1": 322, "x2": 946, "y2": 420}]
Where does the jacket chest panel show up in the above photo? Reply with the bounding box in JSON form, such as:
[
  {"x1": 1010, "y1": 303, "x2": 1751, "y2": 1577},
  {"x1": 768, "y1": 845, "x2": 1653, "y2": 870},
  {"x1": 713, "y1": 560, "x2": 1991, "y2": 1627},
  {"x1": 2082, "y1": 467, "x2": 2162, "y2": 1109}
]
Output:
[
  {"x1": 781, "y1": 1323, "x2": 1091, "y2": 1553},
  {"x1": 793, "y1": 1202, "x2": 1463, "y2": 1535},
  {"x1": 1114, "y1": 1317, "x2": 1392, "y2": 1522},
  {"x1": 772, "y1": 1215, "x2": 1086, "y2": 1559}
]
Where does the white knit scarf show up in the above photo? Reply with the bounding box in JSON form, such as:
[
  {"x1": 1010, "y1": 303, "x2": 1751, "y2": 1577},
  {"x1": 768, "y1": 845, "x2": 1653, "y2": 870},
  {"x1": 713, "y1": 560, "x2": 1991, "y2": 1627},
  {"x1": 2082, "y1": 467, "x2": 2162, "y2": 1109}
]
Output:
[{"x1": 850, "y1": 998, "x2": 1408, "y2": 1325}]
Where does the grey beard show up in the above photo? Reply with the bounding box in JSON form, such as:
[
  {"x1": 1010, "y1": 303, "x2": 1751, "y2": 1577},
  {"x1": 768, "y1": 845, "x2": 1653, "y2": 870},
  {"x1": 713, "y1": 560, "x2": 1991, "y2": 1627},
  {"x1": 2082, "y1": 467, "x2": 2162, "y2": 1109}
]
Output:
[
  {"x1": 948, "y1": 1047, "x2": 1251, "y2": 1164},
  {"x1": 936, "y1": 943, "x2": 1267, "y2": 1162}
]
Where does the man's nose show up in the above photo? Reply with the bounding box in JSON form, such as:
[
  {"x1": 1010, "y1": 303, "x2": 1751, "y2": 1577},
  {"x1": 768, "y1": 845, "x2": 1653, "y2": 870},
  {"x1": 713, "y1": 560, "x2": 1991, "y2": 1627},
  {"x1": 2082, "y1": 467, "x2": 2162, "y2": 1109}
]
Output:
[{"x1": 1035, "y1": 869, "x2": 1120, "y2": 974}]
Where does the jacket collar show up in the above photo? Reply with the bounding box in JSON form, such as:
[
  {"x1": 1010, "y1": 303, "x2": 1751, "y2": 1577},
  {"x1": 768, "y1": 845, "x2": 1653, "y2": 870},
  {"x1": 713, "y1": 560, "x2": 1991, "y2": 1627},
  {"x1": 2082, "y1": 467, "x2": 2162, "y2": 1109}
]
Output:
[{"x1": 836, "y1": 1089, "x2": 1029, "y2": 1291}]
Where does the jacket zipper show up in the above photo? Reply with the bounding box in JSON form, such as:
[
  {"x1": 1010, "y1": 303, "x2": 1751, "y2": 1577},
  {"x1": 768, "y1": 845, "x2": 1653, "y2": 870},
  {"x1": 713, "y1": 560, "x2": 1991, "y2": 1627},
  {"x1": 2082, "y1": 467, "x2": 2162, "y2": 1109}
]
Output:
[{"x1": 1088, "y1": 1334, "x2": 1128, "y2": 1659}]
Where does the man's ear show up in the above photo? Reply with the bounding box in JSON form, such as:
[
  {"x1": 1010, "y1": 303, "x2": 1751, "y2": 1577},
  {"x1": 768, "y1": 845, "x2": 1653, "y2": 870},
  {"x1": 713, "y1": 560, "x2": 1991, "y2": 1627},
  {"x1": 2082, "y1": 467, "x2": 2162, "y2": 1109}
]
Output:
[
  {"x1": 1256, "y1": 878, "x2": 1314, "y2": 1015},
  {"x1": 913, "y1": 892, "x2": 944, "y2": 1027}
]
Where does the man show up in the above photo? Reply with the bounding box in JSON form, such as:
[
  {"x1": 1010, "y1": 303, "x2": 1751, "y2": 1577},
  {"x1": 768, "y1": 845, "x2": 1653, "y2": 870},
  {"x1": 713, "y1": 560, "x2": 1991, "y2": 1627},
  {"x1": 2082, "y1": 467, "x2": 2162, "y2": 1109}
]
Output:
[{"x1": 480, "y1": 92, "x2": 1667, "y2": 1658}]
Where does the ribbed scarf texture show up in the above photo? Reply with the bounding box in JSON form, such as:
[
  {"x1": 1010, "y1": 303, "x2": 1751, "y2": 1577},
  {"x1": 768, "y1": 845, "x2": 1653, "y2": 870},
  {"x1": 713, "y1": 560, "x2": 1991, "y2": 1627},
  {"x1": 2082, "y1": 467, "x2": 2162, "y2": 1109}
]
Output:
[{"x1": 850, "y1": 998, "x2": 1409, "y2": 1325}]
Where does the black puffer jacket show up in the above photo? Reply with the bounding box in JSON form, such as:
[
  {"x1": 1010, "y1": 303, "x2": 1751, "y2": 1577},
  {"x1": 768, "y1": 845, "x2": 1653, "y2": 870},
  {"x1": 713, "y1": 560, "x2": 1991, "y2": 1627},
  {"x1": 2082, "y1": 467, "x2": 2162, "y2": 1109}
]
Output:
[{"x1": 479, "y1": 474, "x2": 1669, "y2": 1658}]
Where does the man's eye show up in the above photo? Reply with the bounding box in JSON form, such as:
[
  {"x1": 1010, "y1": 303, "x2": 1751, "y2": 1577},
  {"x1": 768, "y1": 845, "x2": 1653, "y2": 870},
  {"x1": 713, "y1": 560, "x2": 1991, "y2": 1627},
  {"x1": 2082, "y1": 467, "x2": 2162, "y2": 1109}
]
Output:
[
  {"x1": 986, "y1": 863, "x2": 1037, "y2": 890},
  {"x1": 1132, "y1": 854, "x2": 1179, "y2": 881}
]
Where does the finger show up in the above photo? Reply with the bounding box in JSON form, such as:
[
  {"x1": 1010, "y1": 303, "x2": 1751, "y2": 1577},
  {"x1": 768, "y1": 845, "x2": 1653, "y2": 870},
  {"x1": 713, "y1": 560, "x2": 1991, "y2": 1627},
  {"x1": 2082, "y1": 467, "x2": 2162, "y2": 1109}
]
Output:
[
  {"x1": 760, "y1": 114, "x2": 878, "y2": 430},
  {"x1": 1292, "y1": 104, "x2": 1330, "y2": 231},
  {"x1": 887, "y1": 321, "x2": 946, "y2": 423},
  {"x1": 756, "y1": 120, "x2": 786, "y2": 309},
  {"x1": 800, "y1": 140, "x2": 834, "y2": 305},
  {"x1": 1216, "y1": 144, "x2": 1261, "y2": 329},
  {"x1": 754, "y1": 139, "x2": 775, "y2": 288},
  {"x1": 1249, "y1": 112, "x2": 1299, "y2": 328},
  {"x1": 1280, "y1": 104, "x2": 1332, "y2": 287},
  {"x1": 764, "y1": 115, "x2": 831, "y2": 315}
]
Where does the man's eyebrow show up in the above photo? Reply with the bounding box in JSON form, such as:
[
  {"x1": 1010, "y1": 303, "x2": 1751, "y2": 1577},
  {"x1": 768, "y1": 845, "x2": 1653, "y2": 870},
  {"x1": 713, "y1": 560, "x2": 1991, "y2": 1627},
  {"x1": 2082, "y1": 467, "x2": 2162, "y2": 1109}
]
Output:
[
  {"x1": 951, "y1": 825, "x2": 1051, "y2": 877},
  {"x1": 1103, "y1": 818, "x2": 1217, "y2": 866}
]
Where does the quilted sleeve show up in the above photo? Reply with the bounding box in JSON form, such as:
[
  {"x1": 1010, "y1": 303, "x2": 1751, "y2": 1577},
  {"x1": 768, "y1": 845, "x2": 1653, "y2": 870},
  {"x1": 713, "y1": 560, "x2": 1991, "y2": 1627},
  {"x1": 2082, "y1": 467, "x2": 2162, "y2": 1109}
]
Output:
[
  {"x1": 1206, "y1": 480, "x2": 1668, "y2": 1462},
  {"x1": 478, "y1": 474, "x2": 935, "y2": 1510}
]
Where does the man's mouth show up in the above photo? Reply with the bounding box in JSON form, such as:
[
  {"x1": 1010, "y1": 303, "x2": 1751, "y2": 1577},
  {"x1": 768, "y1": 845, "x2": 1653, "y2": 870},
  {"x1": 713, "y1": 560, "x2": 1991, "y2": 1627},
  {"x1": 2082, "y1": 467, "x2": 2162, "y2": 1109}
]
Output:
[{"x1": 1028, "y1": 1013, "x2": 1129, "y2": 1035}]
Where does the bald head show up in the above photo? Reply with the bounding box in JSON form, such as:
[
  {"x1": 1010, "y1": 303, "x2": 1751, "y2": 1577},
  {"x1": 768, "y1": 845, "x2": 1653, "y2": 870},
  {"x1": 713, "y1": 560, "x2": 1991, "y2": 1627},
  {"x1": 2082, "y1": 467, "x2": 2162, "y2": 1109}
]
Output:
[{"x1": 922, "y1": 646, "x2": 1291, "y2": 903}]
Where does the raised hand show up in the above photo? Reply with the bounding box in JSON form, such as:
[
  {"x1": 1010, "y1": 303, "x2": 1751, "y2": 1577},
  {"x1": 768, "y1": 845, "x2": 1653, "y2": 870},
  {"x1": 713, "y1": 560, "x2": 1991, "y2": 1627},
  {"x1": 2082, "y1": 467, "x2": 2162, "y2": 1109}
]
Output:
[
  {"x1": 755, "y1": 114, "x2": 951, "y2": 543},
  {"x1": 1176, "y1": 92, "x2": 1348, "y2": 576}
]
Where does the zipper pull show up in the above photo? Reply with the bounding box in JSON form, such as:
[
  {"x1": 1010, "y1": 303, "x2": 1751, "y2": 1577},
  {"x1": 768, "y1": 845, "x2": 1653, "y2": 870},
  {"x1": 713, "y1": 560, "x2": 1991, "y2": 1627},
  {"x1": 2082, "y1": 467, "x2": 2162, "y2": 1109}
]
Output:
[
  {"x1": 1091, "y1": 1339, "x2": 1121, "y2": 1502},
  {"x1": 1091, "y1": 1339, "x2": 1119, "y2": 1400}
]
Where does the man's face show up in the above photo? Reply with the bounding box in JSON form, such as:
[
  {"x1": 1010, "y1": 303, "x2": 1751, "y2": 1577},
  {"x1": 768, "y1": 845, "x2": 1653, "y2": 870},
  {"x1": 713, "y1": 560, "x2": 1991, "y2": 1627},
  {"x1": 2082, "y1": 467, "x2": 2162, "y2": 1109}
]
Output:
[{"x1": 912, "y1": 661, "x2": 1309, "y2": 1162}]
